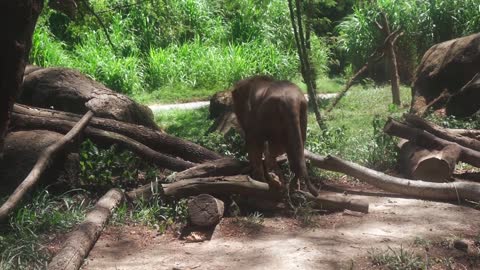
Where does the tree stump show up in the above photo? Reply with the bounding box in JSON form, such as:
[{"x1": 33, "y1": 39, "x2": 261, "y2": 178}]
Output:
[
  {"x1": 398, "y1": 140, "x2": 461, "y2": 182},
  {"x1": 187, "y1": 194, "x2": 224, "y2": 227}
]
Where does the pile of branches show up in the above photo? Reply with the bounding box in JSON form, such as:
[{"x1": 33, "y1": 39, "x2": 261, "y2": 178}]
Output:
[{"x1": 2, "y1": 105, "x2": 480, "y2": 270}]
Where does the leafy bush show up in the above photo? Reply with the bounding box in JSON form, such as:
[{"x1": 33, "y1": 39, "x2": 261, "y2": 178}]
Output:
[{"x1": 79, "y1": 140, "x2": 156, "y2": 189}]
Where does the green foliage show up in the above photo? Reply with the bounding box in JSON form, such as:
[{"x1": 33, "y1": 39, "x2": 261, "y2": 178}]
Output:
[
  {"x1": 426, "y1": 114, "x2": 480, "y2": 130},
  {"x1": 111, "y1": 193, "x2": 188, "y2": 233},
  {"x1": 369, "y1": 246, "x2": 424, "y2": 270},
  {"x1": 155, "y1": 108, "x2": 246, "y2": 159},
  {"x1": 32, "y1": 0, "x2": 325, "y2": 103},
  {"x1": 0, "y1": 190, "x2": 90, "y2": 269},
  {"x1": 367, "y1": 115, "x2": 398, "y2": 169},
  {"x1": 336, "y1": 0, "x2": 480, "y2": 72},
  {"x1": 146, "y1": 39, "x2": 298, "y2": 93},
  {"x1": 79, "y1": 140, "x2": 157, "y2": 189}
]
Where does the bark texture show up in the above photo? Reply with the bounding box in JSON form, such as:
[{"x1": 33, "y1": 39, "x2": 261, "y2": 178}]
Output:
[
  {"x1": 0, "y1": 0, "x2": 43, "y2": 158},
  {"x1": 48, "y1": 188, "x2": 124, "y2": 270}
]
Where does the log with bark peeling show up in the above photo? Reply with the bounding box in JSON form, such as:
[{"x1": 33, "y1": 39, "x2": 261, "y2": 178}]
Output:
[
  {"x1": 48, "y1": 188, "x2": 124, "y2": 270},
  {"x1": 398, "y1": 139, "x2": 460, "y2": 182},
  {"x1": 384, "y1": 118, "x2": 480, "y2": 168},
  {"x1": 0, "y1": 111, "x2": 93, "y2": 223},
  {"x1": 13, "y1": 104, "x2": 222, "y2": 163},
  {"x1": 12, "y1": 112, "x2": 195, "y2": 172},
  {"x1": 304, "y1": 150, "x2": 480, "y2": 202}
]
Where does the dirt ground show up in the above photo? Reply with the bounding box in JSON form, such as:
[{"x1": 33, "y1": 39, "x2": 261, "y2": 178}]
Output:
[{"x1": 80, "y1": 189, "x2": 480, "y2": 270}]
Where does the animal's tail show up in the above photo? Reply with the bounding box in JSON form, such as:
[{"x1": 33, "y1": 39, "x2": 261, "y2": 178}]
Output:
[{"x1": 285, "y1": 100, "x2": 319, "y2": 197}]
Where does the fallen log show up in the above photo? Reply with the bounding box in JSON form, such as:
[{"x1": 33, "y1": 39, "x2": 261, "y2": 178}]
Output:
[
  {"x1": 398, "y1": 139, "x2": 460, "y2": 182},
  {"x1": 187, "y1": 194, "x2": 224, "y2": 227},
  {"x1": 384, "y1": 119, "x2": 480, "y2": 168},
  {"x1": 404, "y1": 114, "x2": 480, "y2": 151},
  {"x1": 13, "y1": 104, "x2": 222, "y2": 163},
  {"x1": 12, "y1": 112, "x2": 195, "y2": 171},
  {"x1": 48, "y1": 188, "x2": 124, "y2": 270},
  {"x1": 126, "y1": 175, "x2": 369, "y2": 213},
  {"x1": 0, "y1": 111, "x2": 93, "y2": 223},
  {"x1": 304, "y1": 150, "x2": 480, "y2": 202}
]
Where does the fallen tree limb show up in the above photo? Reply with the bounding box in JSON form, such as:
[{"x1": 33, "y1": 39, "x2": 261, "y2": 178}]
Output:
[
  {"x1": 48, "y1": 188, "x2": 124, "y2": 270},
  {"x1": 0, "y1": 111, "x2": 93, "y2": 223},
  {"x1": 297, "y1": 190, "x2": 369, "y2": 213},
  {"x1": 304, "y1": 150, "x2": 480, "y2": 202},
  {"x1": 126, "y1": 175, "x2": 369, "y2": 213},
  {"x1": 384, "y1": 118, "x2": 480, "y2": 168},
  {"x1": 13, "y1": 104, "x2": 222, "y2": 163},
  {"x1": 404, "y1": 114, "x2": 480, "y2": 151},
  {"x1": 448, "y1": 128, "x2": 480, "y2": 140},
  {"x1": 169, "y1": 158, "x2": 249, "y2": 181},
  {"x1": 12, "y1": 112, "x2": 195, "y2": 171}
]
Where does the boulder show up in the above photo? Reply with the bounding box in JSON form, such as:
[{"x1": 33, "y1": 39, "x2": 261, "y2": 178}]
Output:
[
  {"x1": 0, "y1": 130, "x2": 77, "y2": 195},
  {"x1": 411, "y1": 33, "x2": 480, "y2": 116},
  {"x1": 19, "y1": 67, "x2": 159, "y2": 129}
]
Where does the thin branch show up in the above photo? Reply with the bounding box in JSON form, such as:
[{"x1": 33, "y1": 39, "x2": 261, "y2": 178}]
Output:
[
  {"x1": 0, "y1": 111, "x2": 94, "y2": 223},
  {"x1": 80, "y1": 0, "x2": 116, "y2": 52}
]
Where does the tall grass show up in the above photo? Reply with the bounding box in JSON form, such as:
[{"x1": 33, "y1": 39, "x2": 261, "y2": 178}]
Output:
[
  {"x1": 145, "y1": 39, "x2": 298, "y2": 98},
  {"x1": 31, "y1": 0, "x2": 316, "y2": 102}
]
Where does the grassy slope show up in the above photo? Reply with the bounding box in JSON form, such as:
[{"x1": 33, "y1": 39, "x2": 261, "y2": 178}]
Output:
[{"x1": 156, "y1": 78, "x2": 411, "y2": 166}]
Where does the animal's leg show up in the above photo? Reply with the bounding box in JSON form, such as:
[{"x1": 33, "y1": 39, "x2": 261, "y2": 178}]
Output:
[
  {"x1": 264, "y1": 142, "x2": 284, "y2": 190},
  {"x1": 246, "y1": 134, "x2": 265, "y2": 181}
]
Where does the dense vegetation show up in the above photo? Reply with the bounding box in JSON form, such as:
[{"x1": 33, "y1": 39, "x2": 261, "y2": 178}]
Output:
[
  {"x1": 3, "y1": 0, "x2": 480, "y2": 269},
  {"x1": 32, "y1": 0, "x2": 480, "y2": 103}
]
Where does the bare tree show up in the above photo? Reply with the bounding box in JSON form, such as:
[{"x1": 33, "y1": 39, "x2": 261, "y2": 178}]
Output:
[{"x1": 287, "y1": 0, "x2": 326, "y2": 130}]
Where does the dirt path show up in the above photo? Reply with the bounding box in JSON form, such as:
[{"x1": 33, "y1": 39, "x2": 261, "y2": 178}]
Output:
[{"x1": 82, "y1": 195, "x2": 480, "y2": 270}]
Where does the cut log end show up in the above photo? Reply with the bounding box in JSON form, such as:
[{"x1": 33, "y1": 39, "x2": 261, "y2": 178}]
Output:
[
  {"x1": 412, "y1": 157, "x2": 451, "y2": 182},
  {"x1": 187, "y1": 194, "x2": 225, "y2": 227}
]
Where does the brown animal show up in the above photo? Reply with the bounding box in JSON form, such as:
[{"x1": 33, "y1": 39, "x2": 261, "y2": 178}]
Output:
[{"x1": 232, "y1": 75, "x2": 318, "y2": 196}]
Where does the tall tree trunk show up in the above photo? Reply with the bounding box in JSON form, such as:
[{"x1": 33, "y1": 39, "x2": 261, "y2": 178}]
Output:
[
  {"x1": 379, "y1": 12, "x2": 401, "y2": 105},
  {"x1": 288, "y1": 0, "x2": 325, "y2": 130},
  {"x1": 0, "y1": 0, "x2": 43, "y2": 160}
]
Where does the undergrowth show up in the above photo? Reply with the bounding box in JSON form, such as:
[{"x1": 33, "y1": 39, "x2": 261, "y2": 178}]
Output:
[{"x1": 0, "y1": 189, "x2": 91, "y2": 270}]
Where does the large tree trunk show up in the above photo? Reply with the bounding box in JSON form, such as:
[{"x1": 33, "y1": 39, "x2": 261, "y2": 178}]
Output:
[
  {"x1": 0, "y1": 0, "x2": 43, "y2": 159},
  {"x1": 12, "y1": 112, "x2": 196, "y2": 171},
  {"x1": 0, "y1": 111, "x2": 93, "y2": 223},
  {"x1": 13, "y1": 104, "x2": 222, "y2": 163}
]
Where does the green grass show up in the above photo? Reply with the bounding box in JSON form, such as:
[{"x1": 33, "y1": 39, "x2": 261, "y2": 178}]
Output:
[
  {"x1": 155, "y1": 78, "x2": 411, "y2": 170},
  {"x1": 368, "y1": 246, "x2": 424, "y2": 270},
  {"x1": 0, "y1": 189, "x2": 91, "y2": 270}
]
